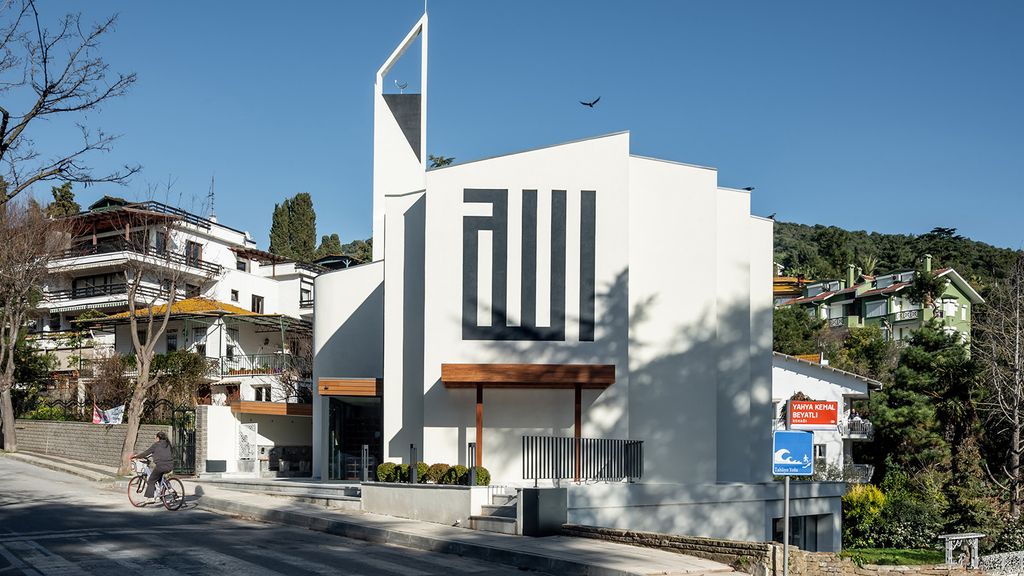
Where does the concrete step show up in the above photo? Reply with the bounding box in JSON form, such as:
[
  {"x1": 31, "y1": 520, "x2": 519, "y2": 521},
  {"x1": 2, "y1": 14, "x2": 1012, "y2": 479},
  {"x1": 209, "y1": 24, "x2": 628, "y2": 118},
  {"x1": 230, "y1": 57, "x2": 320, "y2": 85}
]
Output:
[
  {"x1": 490, "y1": 493, "x2": 517, "y2": 506},
  {"x1": 479, "y1": 504, "x2": 516, "y2": 518},
  {"x1": 467, "y1": 515, "x2": 517, "y2": 535},
  {"x1": 196, "y1": 477, "x2": 361, "y2": 498},
  {"x1": 258, "y1": 492, "x2": 362, "y2": 510}
]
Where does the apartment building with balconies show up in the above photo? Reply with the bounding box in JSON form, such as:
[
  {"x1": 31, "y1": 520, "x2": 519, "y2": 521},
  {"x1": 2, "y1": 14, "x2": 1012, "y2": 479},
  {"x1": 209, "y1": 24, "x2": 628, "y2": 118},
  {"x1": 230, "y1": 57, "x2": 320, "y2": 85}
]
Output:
[
  {"x1": 779, "y1": 255, "x2": 983, "y2": 343},
  {"x1": 28, "y1": 196, "x2": 321, "y2": 476}
]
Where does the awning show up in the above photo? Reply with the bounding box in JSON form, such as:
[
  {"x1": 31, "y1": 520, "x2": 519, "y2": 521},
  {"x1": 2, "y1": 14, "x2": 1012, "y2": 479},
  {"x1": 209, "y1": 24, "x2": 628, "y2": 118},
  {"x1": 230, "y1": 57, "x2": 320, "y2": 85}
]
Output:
[
  {"x1": 49, "y1": 300, "x2": 128, "y2": 314},
  {"x1": 230, "y1": 401, "x2": 312, "y2": 417}
]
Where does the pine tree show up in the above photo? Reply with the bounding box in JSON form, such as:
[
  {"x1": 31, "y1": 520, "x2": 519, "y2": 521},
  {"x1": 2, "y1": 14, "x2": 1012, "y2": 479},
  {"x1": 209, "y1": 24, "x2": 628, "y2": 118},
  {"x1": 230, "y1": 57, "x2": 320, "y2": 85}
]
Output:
[
  {"x1": 45, "y1": 182, "x2": 80, "y2": 218},
  {"x1": 288, "y1": 193, "x2": 316, "y2": 262},
  {"x1": 269, "y1": 201, "x2": 292, "y2": 258},
  {"x1": 315, "y1": 233, "x2": 343, "y2": 260}
]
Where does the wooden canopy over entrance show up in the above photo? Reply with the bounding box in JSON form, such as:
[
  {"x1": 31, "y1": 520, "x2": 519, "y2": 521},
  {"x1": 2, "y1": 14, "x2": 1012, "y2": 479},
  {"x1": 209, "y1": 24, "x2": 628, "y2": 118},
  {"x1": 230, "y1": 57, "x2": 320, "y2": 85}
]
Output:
[{"x1": 441, "y1": 363, "x2": 615, "y2": 475}]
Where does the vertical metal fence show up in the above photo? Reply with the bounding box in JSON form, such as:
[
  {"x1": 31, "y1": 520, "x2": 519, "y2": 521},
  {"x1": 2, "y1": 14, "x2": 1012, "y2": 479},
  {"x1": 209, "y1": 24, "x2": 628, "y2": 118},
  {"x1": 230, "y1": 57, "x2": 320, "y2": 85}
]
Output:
[{"x1": 522, "y1": 435, "x2": 643, "y2": 482}]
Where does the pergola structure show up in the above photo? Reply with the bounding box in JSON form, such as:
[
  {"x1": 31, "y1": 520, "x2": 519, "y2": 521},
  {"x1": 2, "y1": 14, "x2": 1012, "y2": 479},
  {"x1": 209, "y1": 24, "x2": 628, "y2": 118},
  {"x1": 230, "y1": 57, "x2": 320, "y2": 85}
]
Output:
[{"x1": 441, "y1": 363, "x2": 615, "y2": 478}]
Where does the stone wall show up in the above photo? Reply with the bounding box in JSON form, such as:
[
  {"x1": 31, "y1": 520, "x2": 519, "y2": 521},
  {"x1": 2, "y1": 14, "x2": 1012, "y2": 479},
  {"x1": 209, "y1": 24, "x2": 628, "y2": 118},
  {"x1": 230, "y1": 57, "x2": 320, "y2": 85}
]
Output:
[
  {"x1": 14, "y1": 419, "x2": 172, "y2": 468},
  {"x1": 195, "y1": 406, "x2": 208, "y2": 475},
  {"x1": 561, "y1": 525, "x2": 974, "y2": 576}
]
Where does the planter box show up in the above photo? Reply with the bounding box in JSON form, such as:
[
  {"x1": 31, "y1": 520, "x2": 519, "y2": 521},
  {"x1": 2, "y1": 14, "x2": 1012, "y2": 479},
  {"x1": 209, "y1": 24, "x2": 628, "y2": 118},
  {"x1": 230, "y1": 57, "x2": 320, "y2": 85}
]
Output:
[{"x1": 361, "y1": 483, "x2": 489, "y2": 526}]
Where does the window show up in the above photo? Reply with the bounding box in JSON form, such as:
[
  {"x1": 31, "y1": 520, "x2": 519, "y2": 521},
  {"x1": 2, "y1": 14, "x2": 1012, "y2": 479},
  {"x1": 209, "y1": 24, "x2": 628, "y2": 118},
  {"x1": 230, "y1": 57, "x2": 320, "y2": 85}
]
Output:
[
  {"x1": 254, "y1": 386, "x2": 271, "y2": 402},
  {"x1": 943, "y1": 300, "x2": 958, "y2": 319},
  {"x1": 192, "y1": 327, "x2": 207, "y2": 356},
  {"x1": 962, "y1": 305, "x2": 967, "y2": 321},
  {"x1": 185, "y1": 240, "x2": 202, "y2": 265},
  {"x1": 49, "y1": 313, "x2": 61, "y2": 331},
  {"x1": 167, "y1": 332, "x2": 178, "y2": 352},
  {"x1": 251, "y1": 294, "x2": 264, "y2": 314},
  {"x1": 300, "y1": 287, "x2": 312, "y2": 302},
  {"x1": 865, "y1": 300, "x2": 888, "y2": 318},
  {"x1": 226, "y1": 344, "x2": 235, "y2": 360},
  {"x1": 236, "y1": 260, "x2": 247, "y2": 272},
  {"x1": 814, "y1": 444, "x2": 826, "y2": 460},
  {"x1": 186, "y1": 283, "x2": 200, "y2": 298},
  {"x1": 137, "y1": 330, "x2": 148, "y2": 346},
  {"x1": 155, "y1": 231, "x2": 167, "y2": 254},
  {"x1": 72, "y1": 273, "x2": 119, "y2": 298},
  {"x1": 230, "y1": 289, "x2": 239, "y2": 302}
]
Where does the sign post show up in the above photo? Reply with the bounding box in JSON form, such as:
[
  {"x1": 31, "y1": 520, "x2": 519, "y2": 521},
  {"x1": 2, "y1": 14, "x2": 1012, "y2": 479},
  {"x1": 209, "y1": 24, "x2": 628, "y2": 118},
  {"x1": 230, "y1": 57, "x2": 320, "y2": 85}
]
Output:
[{"x1": 775, "y1": 399, "x2": 830, "y2": 576}]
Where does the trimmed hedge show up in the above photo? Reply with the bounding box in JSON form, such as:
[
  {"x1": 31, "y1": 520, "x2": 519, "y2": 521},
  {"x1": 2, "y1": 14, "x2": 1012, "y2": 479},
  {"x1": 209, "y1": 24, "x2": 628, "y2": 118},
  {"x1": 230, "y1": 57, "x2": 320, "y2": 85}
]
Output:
[{"x1": 373, "y1": 461, "x2": 490, "y2": 485}]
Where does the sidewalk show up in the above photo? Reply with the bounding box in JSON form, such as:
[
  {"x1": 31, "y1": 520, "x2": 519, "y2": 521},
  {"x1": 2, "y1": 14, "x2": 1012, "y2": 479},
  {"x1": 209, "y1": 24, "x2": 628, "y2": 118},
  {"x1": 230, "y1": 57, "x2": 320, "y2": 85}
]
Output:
[{"x1": 2, "y1": 450, "x2": 739, "y2": 576}]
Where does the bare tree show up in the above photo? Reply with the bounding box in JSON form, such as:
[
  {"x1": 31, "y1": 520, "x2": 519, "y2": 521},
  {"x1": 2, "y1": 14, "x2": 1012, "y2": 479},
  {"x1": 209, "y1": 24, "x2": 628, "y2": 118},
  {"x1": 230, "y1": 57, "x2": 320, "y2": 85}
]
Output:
[
  {"x1": 0, "y1": 0, "x2": 138, "y2": 206},
  {"x1": 975, "y1": 251, "x2": 1024, "y2": 517},
  {"x1": 0, "y1": 198, "x2": 70, "y2": 451},
  {"x1": 109, "y1": 202, "x2": 207, "y2": 473}
]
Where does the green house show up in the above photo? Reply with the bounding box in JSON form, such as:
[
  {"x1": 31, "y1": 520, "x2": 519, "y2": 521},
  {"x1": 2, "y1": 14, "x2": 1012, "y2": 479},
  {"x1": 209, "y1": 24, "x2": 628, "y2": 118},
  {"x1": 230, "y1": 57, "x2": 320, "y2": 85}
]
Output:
[{"x1": 778, "y1": 255, "x2": 984, "y2": 344}]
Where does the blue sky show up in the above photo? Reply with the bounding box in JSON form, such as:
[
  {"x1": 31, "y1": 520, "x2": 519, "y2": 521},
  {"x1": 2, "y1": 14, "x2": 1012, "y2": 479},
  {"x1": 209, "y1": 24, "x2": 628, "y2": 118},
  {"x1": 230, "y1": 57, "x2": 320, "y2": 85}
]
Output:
[{"x1": 27, "y1": 1, "x2": 1024, "y2": 250}]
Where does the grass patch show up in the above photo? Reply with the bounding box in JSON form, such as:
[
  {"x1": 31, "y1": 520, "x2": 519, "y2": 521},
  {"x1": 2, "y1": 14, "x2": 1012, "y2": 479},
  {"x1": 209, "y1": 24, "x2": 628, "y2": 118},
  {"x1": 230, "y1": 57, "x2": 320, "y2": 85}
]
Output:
[{"x1": 841, "y1": 548, "x2": 945, "y2": 566}]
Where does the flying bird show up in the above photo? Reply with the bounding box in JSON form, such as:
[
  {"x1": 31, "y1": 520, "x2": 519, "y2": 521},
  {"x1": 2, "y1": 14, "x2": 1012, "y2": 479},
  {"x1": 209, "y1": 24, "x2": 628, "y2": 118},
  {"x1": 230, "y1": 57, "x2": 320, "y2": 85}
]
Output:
[
  {"x1": 767, "y1": 213, "x2": 777, "y2": 220},
  {"x1": 580, "y1": 97, "x2": 601, "y2": 108},
  {"x1": 742, "y1": 186, "x2": 755, "y2": 191}
]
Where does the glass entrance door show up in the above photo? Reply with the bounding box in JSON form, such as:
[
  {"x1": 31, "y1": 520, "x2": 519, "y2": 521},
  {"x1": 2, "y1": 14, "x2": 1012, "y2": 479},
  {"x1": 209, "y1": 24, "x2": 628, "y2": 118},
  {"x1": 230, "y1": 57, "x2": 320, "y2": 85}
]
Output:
[{"x1": 327, "y1": 396, "x2": 382, "y2": 481}]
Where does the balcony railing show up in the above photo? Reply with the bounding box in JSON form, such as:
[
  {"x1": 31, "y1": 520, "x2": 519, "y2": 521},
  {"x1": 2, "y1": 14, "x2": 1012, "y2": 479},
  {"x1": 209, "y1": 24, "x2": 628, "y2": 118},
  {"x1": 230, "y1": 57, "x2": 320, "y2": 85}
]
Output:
[
  {"x1": 44, "y1": 283, "x2": 167, "y2": 303},
  {"x1": 299, "y1": 298, "x2": 314, "y2": 309},
  {"x1": 522, "y1": 435, "x2": 644, "y2": 483},
  {"x1": 850, "y1": 464, "x2": 875, "y2": 484},
  {"x1": 892, "y1": 309, "x2": 921, "y2": 322},
  {"x1": 841, "y1": 418, "x2": 875, "y2": 439},
  {"x1": 56, "y1": 241, "x2": 221, "y2": 275},
  {"x1": 220, "y1": 354, "x2": 312, "y2": 378}
]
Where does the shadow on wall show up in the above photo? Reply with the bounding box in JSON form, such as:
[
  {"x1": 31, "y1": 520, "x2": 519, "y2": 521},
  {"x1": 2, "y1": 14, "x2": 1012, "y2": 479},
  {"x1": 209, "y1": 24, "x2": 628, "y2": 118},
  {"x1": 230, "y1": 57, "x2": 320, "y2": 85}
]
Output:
[
  {"x1": 421, "y1": 267, "x2": 773, "y2": 486},
  {"x1": 315, "y1": 281, "x2": 385, "y2": 379}
]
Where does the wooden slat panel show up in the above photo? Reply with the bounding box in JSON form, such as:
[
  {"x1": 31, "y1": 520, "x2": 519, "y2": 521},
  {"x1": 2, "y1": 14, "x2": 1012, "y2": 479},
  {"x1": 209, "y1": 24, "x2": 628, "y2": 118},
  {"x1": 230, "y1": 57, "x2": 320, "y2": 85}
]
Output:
[
  {"x1": 319, "y1": 378, "x2": 383, "y2": 397},
  {"x1": 230, "y1": 401, "x2": 313, "y2": 417},
  {"x1": 441, "y1": 363, "x2": 615, "y2": 389}
]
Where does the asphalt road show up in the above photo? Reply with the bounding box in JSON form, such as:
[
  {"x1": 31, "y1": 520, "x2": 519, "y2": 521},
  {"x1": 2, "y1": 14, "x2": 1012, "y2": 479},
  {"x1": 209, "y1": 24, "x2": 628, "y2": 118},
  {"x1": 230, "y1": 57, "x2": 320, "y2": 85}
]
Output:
[{"x1": 0, "y1": 458, "x2": 539, "y2": 575}]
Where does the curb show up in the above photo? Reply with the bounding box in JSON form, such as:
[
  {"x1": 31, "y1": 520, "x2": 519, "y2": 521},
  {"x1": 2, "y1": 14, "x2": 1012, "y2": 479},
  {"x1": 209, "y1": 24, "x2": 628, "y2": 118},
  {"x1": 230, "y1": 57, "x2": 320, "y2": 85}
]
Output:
[{"x1": 197, "y1": 494, "x2": 645, "y2": 576}]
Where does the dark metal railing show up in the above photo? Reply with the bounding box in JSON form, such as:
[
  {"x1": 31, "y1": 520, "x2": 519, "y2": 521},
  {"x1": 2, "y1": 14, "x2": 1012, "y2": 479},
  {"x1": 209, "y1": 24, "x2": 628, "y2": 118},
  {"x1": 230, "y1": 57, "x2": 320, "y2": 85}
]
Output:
[
  {"x1": 220, "y1": 353, "x2": 311, "y2": 378},
  {"x1": 56, "y1": 240, "x2": 221, "y2": 274},
  {"x1": 44, "y1": 283, "x2": 167, "y2": 303},
  {"x1": 299, "y1": 298, "x2": 314, "y2": 309},
  {"x1": 522, "y1": 435, "x2": 643, "y2": 483}
]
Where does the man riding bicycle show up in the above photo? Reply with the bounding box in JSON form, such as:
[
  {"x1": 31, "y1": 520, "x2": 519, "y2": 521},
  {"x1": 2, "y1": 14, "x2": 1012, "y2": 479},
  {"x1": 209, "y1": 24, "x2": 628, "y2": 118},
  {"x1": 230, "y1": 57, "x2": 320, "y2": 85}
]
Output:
[{"x1": 131, "y1": 431, "x2": 174, "y2": 504}]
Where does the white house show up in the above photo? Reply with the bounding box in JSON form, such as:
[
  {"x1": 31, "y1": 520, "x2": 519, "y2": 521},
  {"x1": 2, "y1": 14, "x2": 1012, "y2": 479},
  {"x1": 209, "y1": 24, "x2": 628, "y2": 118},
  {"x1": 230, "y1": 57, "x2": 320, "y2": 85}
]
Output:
[
  {"x1": 311, "y1": 15, "x2": 844, "y2": 551},
  {"x1": 772, "y1": 352, "x2": 882, "y2": 482},
  {"x1": 32, "y1": 196, "x2": 317, "y2": 476}
]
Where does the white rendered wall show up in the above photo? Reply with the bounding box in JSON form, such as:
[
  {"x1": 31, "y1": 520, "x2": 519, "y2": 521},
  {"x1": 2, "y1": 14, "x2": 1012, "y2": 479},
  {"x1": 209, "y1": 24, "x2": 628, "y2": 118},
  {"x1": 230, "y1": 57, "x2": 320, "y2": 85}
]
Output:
[
  {"x1": 238, "y1": 413, "x2": 312, "y2": 446},
  {"x1": 311, "y1": 261, "x2": 384, "y2": 478},
  {"x1": 748, "y1": 217, "x2": 775, "y2": 482},
  {"x1": 715, "y1": 188, "x2": 754, "y2": 482},
  {"x1": 414, "y1": 134, "x2": 631, "y2": 482},
  {"x1": 626, "y1": 156, "x2": 720, "y2": 483},
  {"x1": 205, "y1": 405, "x2": 238, "y2": 473}
]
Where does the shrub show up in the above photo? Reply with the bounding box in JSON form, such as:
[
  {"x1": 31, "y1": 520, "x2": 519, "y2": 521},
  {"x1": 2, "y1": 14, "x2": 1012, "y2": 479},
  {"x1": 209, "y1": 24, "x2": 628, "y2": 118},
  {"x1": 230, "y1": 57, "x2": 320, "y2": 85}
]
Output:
[
  {"x1": 441, "y1": 464, "x2": 469, "y2": 485},
  {"x1": 843, "y1": 484, "x2": 885, "y2": 548},
  {"x1": 992, "y1": 514, "x2": 1024, "y2": 553},
  {"x1": 397, "y1": 463, "x2": 410, "y2": 483},
  {"x1": 416, "y1": 461, "x2": 429, "y2": 483},
  {"x1": 22, "y1": 405, "x2": 66, "y2": 421},
  {"x1": 475, "y1": 466, "x2": 491, "y2": 486},
  {"x1": 871, "y1": 466, "x2": 946, "y2": 549},
  {"x1": 424, "y1": 463, "x2": 450, "y2": 484},
  {"x1": 376, "y1": 462, "x2": 396, "y2": 482}
]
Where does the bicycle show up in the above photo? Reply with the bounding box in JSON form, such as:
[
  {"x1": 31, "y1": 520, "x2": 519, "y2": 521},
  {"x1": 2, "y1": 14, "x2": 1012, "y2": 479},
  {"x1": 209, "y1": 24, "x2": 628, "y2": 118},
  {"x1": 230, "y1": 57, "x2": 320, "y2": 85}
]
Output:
[{"x1": 127, "y1": 458, "x2": 185, "y2": 510}]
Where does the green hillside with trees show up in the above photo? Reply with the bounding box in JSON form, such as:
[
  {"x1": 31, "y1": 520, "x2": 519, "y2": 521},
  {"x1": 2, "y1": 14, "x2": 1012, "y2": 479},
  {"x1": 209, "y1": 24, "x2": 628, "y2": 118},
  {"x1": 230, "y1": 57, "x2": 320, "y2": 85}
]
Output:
[
  {"x1": 774, "y1": 222, "x2": 1019, "y2": 290},
  {"x1": 774, "y1": 221, "x2": 1024, "y2": 553}
]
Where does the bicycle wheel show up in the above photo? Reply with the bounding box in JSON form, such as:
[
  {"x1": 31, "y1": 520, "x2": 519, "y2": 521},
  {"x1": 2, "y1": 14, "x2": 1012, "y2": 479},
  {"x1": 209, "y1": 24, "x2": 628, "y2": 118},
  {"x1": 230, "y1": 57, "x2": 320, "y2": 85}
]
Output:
[
  {"x1": 127, "y1": 476, "x2": 147, "y2": 507},
  {"x1": 161, "y1": 477, "x2": 185, "y2": 510}
]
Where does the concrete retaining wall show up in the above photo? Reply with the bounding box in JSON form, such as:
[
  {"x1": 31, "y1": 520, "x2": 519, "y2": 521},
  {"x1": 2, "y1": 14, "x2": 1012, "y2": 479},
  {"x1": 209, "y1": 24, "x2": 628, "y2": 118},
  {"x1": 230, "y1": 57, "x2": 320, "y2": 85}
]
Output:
[
  {"x1": 14, "y1": 419, "x2": 171, "y2": 468},
  {"x1": 561, "y1": 525, "x2": 972, "y2": 576},
  {"x1": 361, "y1": 483, "x2": 488, "y2": 526}
]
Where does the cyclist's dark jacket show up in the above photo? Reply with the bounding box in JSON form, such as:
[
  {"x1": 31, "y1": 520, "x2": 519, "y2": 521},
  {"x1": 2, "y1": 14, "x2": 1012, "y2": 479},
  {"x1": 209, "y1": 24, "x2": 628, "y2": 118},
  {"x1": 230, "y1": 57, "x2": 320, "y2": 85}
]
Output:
[{"x1": 137, "y1": 440, "x2": 173, "y2": 468}]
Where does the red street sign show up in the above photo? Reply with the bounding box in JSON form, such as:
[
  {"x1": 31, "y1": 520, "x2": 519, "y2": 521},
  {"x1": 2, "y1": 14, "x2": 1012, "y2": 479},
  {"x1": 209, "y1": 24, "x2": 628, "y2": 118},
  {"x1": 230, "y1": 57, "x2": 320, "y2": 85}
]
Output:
[{"x1": 788, "y1": 400, "x2": 839, "y2": 430}]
